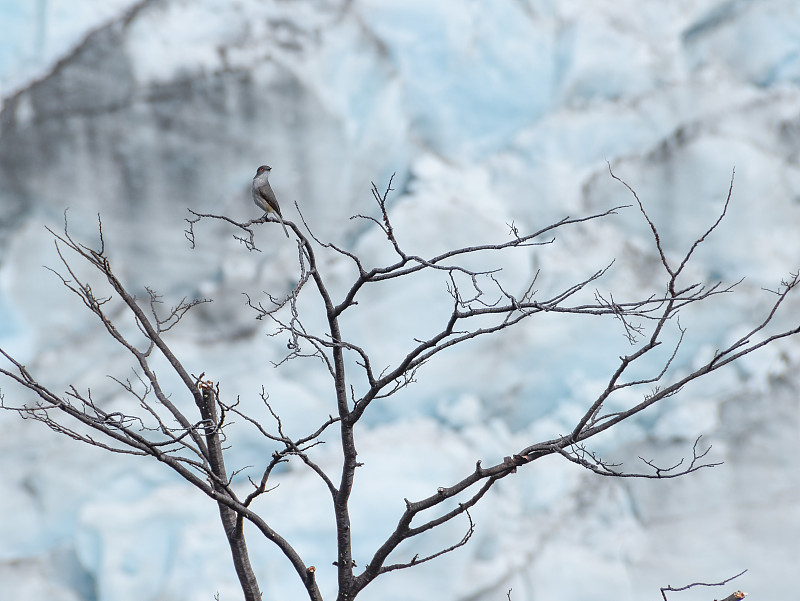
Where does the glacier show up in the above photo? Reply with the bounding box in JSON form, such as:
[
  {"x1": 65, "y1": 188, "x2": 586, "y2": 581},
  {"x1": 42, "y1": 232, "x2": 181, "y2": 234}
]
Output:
[{"x1": 1, "y1": 1, "x2": 800, "y2": 600}]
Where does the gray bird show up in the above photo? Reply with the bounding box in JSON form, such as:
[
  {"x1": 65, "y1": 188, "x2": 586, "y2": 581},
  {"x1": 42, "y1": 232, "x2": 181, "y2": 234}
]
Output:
[{"x1": 252, "y1": 165, "x2": 290, "y2": 237}]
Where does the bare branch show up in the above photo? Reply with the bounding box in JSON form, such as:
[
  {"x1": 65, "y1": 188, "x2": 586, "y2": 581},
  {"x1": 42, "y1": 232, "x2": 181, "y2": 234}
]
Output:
[
  {"x1": 556, "y1": 436, "x2": 722, "y2": 479},
  {"x1": 373, "y1": 507, "x2": 475, "y2": 575},
  {"x1": 660, "y1": 569, "x2": 747, "y2": 601}
]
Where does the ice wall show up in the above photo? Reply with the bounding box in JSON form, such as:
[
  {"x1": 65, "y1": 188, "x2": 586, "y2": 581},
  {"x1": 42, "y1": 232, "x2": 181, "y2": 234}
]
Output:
[{"x1": 1, "y1": 1, "x2": 799, "y2": 600}]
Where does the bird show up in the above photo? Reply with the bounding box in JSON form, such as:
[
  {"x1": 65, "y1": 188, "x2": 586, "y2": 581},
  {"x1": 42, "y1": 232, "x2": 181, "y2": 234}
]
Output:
[{"x1": 252, "y1": 165, "x2": 290, "y2": 237}]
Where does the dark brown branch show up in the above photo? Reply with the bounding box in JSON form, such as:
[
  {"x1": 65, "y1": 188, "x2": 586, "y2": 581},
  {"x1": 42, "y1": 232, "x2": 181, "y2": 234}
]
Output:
[
  {"x1": 660, "y1": 569, "x2": 747, "y2": 601},
  {"x1": 556, "y1": 436, "x2": 722, "y2": 478},
  {"x1": 372, "y1": 507, "x2": 475, "y2": 575}
]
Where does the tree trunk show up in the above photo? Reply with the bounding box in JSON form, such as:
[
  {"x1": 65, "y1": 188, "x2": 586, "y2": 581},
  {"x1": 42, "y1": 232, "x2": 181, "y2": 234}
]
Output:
[{"x1": 201, "y1": 386, "x2": 262, "y2": 601}]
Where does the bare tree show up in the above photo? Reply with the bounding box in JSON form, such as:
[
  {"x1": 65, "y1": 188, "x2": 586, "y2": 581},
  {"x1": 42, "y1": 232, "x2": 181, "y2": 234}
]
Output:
[{"x1": 1, "y1": 168, "x2": 798, "y2": 601}]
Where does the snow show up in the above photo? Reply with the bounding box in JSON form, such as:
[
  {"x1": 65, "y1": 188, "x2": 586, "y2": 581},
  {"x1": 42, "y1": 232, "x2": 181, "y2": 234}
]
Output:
[{"x1": 1, "y1": 1, "x2": 800, "y2": 600}]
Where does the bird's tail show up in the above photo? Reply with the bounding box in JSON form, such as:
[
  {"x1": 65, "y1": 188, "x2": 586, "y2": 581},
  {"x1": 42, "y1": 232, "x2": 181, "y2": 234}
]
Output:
[{"x1": 274, "y1": 212, "x2": 290, "y2": 238}]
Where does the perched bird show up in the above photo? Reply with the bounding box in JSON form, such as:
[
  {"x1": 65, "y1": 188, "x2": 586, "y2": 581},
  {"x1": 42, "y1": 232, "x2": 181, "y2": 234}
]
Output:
[{"x1": 252, "y1": 165, "x2": 290, "y2": 237}]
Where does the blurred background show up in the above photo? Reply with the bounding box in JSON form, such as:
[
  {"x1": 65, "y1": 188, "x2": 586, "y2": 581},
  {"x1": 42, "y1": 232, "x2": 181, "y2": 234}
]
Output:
[{"x1": 1, "y1": 1, "x2": 799, "y2": 600}]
